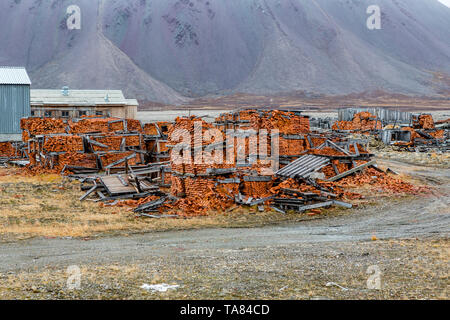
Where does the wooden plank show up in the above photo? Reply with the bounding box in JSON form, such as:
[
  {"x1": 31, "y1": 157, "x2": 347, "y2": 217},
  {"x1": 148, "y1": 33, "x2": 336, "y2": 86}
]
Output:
[
  {"x1": 104, "y1": 153, "x2": 136, "y2": 169},
  {"x1": 353, "y1": 142, "x2": 360, "y2": 157},
  {"x1": 332, "y1": 162, "x2": 340, "y2": 175},
  {"x1": 79, "y1": 184, "x2": 98, "y2": 201},
  {"x1": 332, "y1": 200, "x2": 353, "y2": 209},
  {"x1": 242, "y1": 175, "x2": 272, "y2": 182},
  {"x1": 296, "y1": 201, "x2": 334, "y2": 212},
  {"x1": 86, "y1": 138, "x2": 109, "y2": 149},
  {"x1": 326, "y1": 160, "x2": 376, "y2": 182},
  {"x1": 327, "y1": 140, "x2": 352, "y2": 156}
]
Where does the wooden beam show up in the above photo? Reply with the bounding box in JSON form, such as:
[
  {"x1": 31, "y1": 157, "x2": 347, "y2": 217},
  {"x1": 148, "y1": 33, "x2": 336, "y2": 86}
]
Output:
[{"x1": 326, "y1": 160, "x2": 376, "y2": 182}]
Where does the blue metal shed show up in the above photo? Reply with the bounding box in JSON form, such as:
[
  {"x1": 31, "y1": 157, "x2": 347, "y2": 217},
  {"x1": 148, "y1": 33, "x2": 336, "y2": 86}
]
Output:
[{"x1": 0, "y1": 67, "x2": 31, "y2": 135}]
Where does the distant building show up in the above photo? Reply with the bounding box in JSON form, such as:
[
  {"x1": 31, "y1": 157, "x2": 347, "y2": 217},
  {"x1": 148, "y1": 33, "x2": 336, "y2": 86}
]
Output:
[
  {"x1": 0, "y1": 66, "x2": 31, "y2": 139},
  {"x1": 30, "y1": 87, "x2": 139, "y2": 119}
]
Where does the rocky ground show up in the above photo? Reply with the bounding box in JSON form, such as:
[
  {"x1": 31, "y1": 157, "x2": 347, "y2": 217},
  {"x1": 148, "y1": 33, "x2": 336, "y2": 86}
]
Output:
[{"x1": 376, "y1": 150, "x2": 450, "y2": 168}]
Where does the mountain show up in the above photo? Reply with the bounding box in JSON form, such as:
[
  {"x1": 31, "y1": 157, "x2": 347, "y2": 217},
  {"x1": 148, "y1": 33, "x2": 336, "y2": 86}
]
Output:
[
  {"x1": 0, "y1": 0, "x2": 186, "y2": 104},
  {"x1": 0, "y1": 0, "x2": 449, "y2": 103}
]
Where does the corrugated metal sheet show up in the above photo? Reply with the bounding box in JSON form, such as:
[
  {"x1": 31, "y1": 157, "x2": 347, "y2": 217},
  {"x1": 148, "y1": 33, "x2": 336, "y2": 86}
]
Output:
[
  {"x1": 0, "y1": 67, "x2": 31, "y2": 85},
  {"x1": 276, "y1": 154, "x2": 330, "y2": 179},
  {"x1": 380, "y1": 129, "x2": 411, "y2": 145},
  {"x1": 0, "y1": 84, "x2": 31, "y2": 134},
  {"x1": 338, "y1": 108, "x2": 412, "y2": 124}
]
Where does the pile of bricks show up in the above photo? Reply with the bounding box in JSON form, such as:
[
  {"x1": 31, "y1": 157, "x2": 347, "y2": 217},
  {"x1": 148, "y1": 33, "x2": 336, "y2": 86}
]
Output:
[
  {"x1": 0, "y1": 142, "x2": 16, "y2": 157},
  {"x1": 165, "y1": 110, "x2": 370, "y2": 216},
  {"x1": 331, "y1": 111, "x2": 448, "y2": 152},
  {"x1": 332, "y1": 112, "x2": 382, "y2": 132},
  {"x1": 166, "y1": 117, "x2": 239, "y2": 215},
  {"x1": 69, "y1": 117, "x2": 143, "y2": 134},
  {"x1": 413, "y1": 114, "x2": 435, "y2": 130},
  {"x1": 19, "y1": 116, "x2": 170, "y2": 174},
  {"x1": 42, "y1": 136, "x2": 84, "y2": 153},
  {"x1": 336, "y1": 167, "x2": 431, "y2": 195},
  {"x1": 393, "y1": 114, "x2": 448, "y2": 150},
  {"x1": 220, "y1": 110, "x2": 313, "y2": 166},
  {"x1": 7, "y1": 108, "x2": 436, "y2": 218},
  {"x1": 21, "y1": 117, "x2": 67, "y2": 142},
  {"x1": 0, "y1": 141, "x2": 27, "y2": 166}
]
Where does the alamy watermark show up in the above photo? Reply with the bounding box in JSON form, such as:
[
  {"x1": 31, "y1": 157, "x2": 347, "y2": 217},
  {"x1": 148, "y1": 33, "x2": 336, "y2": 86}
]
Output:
[
  {"x1": 366, "y1": 265, "x2": 382, "y2": 290},
  {"x1": 367, "y1": 5, "x2": 381, "y2": 30},
  {"x1": 66, "y1": 265, "x2": 81, "y2": 290},
  {"x1": 66, "y1": 5, "x2": 81, "y2": 30}
]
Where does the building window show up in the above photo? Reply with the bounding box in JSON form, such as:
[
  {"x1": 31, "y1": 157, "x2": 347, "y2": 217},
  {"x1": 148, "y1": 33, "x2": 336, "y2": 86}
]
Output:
[
  {"x1": 31, "y1": 110, "x2": 35, "y2": 117},
  {"x1": 78, "y1": 111, "x2": 87, "y2": 117},
  {"x1": 45, "y1": 110, "x2": 52, "y2": 117},
  {"x1": 61, "y1": 111, "x2": 70, "y2": 118},
  {"x1": 96, "y1": 111, "x2": 103, "y2": 116}
]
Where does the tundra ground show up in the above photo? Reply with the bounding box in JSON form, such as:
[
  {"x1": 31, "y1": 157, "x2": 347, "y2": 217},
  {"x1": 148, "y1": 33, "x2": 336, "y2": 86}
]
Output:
[{"x1": 0, "y1": 160, "x2": 448, "y2": 299}]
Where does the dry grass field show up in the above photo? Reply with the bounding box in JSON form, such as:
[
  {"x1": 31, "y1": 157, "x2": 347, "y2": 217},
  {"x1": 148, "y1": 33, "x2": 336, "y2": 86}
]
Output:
[
  {"x1": 0, "y1": 168, "x2": 363, "y2": 241},
  {"x1": 0, "y1": 161, "x2": 424, "y2": 241}
]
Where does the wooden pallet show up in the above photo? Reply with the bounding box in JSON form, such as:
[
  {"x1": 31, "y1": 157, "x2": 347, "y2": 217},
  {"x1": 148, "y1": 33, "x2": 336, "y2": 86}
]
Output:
[{"x1": 100, "y1": 175, "x2": 137, "y2": 195}]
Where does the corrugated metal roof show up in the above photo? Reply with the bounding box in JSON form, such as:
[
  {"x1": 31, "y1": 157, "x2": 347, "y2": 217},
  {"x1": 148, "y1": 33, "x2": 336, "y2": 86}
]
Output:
[
  {"x1": 276, "y1": 154, "x2": 330, "y2": 179},
  {"x1": 126, "y1": 99, "x2": 139, "y2": 106},
  {"x1": 0, "y1": 66, "x2": 31, "y2": 85},
  {"x1": 30, "y1": 89, "x2": 138, "y2": 106}
]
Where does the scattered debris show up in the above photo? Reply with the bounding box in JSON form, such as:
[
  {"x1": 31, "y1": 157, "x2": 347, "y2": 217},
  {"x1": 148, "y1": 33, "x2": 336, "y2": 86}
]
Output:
[
  {"x1": 325, "y1": 282, "x2": 349, "y2": 291},
  {"x1": 1, "y1": 108, "x2": 440, "y2": 218},
  {"x1": 140, "y1": 283, "x2": 180, "y2": 292}
]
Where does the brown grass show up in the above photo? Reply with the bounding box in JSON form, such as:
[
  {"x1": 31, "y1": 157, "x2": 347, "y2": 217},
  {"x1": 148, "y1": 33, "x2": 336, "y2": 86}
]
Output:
[
  {"x1": 0, "y1": 163, "x2": 426, "y2": 241},
  {"x1": 0, "y1": 168, "x2": 365, "y2": 241}
]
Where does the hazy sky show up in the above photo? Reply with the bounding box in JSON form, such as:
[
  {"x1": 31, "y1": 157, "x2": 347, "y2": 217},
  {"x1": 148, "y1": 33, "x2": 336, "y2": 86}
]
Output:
[{"x1": 438, "y1": 0, "x2": 450, "y2": 7}]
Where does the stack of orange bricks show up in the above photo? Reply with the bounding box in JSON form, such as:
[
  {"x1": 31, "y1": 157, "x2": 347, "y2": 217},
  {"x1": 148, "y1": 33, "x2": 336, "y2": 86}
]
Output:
[
  {"x1": 0, "y1": 142, "x2": 16, "y2": 157},
  {"x1": 43, "y1": 136, "x2": 84, "y2": 153},
  {"x1": 69, "y1": 117, "x2": 143, "y2": 134},
  {"x1": 415, "y1": 114, "x2": 435, "y2": 130},
  {"x1": 143, "y1": 123, "x2": 159, "y2": 135},
  {"x1": 332, "y1": 112, "x2": 382, "y2": 131},
  {"x1": 168, "y1": 117, "x2": 231, "y2": 200},
  {"x1": 21, "y1": 117, "x2": 145, "y2": 173},
  {"x1": 166, "y1": 110, "x2": 314, "y2": 215},
  {"x1": 57, "y1": 152, "x2": 98, "y2": 171},
  {"x1": 21, "y1": 117, "x2": 67, "y2": 142}
]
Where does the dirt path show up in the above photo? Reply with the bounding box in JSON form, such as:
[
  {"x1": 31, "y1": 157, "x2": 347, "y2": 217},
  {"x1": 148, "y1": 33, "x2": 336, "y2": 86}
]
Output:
[{"x1": 0, "y1": 160, "x2": 448, "y2": 299}]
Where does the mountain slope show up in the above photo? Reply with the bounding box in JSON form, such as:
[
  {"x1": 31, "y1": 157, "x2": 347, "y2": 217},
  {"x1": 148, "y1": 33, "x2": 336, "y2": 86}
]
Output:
[
  {"x1": 237, "y1": 0, "x2": 443, "y2": 95},
  {"x1": 0, "y1": 0, "x2": 449, "y2": 101},
  {"x1": 0, "y1": 0, "x2": 186, "y2": 104},
  {"x1": 102, "y1": 0, "x2": 450, "y2": 97}
]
